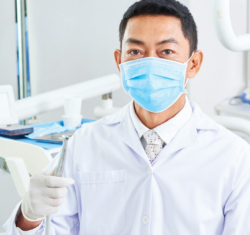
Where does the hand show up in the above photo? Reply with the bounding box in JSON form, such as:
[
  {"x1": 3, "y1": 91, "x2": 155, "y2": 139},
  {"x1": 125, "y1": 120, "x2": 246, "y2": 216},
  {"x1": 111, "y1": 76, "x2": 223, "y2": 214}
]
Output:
[{"x1": 21, "y1": 171, "x2": 74, "y2": 221}]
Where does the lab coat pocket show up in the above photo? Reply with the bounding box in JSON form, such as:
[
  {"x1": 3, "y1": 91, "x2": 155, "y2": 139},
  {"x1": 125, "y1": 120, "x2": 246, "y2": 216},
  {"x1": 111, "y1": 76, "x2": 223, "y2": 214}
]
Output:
[{"x1": 76, "y1": 169, "x2": 127, "y2": 235}]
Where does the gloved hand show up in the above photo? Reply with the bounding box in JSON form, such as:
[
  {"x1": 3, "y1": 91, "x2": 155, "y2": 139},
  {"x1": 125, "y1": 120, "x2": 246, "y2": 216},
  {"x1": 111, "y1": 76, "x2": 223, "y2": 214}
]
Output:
[{"x1": 21, "y1": 170, "x2": 75, "y2": 222}]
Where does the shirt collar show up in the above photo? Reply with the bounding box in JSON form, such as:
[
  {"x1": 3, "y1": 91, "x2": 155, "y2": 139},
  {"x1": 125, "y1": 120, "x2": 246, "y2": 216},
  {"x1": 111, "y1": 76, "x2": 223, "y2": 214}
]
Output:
[
  {"x1": 129, "y1": 97, "x2": 193, "y2": 144},
  {"x1": 130, "y1": 101, "x2": 149, "y2": 139}
]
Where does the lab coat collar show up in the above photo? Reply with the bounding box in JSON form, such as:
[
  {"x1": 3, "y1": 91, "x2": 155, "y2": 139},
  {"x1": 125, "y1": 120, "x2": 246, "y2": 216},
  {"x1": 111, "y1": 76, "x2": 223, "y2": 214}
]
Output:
[
  {"x1": 101, "y1": 102, "x2": 149, "y2": 163},
  {"x1": 101, "y1": 101, "x2": 219, "y2": 131},
  {"x1": 115, "y1": 112, "x2": 149, "y2": 163},
  {"x1": 191, "y1": 102, "x2": 219, "y2": 131},
  {"x1": 154, "y1": 106, "x2": 198, "y2": 163},
  {"x1": 152, "y1": 102, "x2": 220, "y2": 167},
  {"x1": 101, "y1": 101, "x2": 220, "y2": 164},
  {"x1": 101, "y1": 102, "x2": 130, "y2": 125}
]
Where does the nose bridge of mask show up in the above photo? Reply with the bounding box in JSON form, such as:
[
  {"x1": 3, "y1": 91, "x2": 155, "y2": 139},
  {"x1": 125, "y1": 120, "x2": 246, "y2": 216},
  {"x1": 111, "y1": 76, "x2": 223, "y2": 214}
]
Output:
[{"x1": 121, "y1": 57, "x2": 187, "y2": 81}]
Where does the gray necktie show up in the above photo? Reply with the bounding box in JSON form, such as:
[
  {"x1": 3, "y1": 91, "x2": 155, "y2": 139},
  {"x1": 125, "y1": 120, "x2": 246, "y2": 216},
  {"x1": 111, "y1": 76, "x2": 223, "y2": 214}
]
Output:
[{"x1": 143, "y1": 130, "x2": 164, "y2": 164}]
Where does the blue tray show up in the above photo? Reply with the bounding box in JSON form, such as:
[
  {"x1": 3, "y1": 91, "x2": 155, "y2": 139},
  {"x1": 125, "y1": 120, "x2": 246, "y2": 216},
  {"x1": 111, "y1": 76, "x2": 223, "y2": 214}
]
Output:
[{"x1": 0, "y1": 119, "x2": 95, "y2": 150}]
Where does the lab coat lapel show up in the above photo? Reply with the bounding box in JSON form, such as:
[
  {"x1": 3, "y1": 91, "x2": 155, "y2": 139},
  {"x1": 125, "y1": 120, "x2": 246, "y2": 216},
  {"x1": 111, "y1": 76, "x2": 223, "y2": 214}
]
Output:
[
  {"x1": 115, "y1": 109, "x2": 149, "y2": 163},
  {"x1": 102, "y1": 103, "x2": 148, "y2": 163},
  {"x1": 154, "y1": 102, "x2": 220, "y2": 166},
  {"x1": 154, "y1": 108, "x2": 198, "y2": 166},
  {"x1": 102, "y1": 101, "x2": 219, "y2": 166}
]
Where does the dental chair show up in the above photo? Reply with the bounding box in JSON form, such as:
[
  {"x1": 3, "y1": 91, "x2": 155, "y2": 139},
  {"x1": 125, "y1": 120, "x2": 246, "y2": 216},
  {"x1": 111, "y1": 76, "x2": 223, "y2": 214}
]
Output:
[{"x1": 1, "y1": 139, "x2": 52, "y2": 198}]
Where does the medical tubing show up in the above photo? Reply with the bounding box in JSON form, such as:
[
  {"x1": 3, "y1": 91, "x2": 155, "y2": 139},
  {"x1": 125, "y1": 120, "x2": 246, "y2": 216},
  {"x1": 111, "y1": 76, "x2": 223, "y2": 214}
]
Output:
[
  {"x1": 229, "y1": 96, "x2": 243, "y2": 106},
  {"x1": 45, "y1": 135, "x2": 69, "y2": 235}
]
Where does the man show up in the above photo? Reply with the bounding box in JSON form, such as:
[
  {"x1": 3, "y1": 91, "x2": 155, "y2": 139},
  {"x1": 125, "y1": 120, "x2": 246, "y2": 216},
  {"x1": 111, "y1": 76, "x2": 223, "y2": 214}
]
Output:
[{"x1": 4, "y1": 0, "x2": 250, "y2": 234}]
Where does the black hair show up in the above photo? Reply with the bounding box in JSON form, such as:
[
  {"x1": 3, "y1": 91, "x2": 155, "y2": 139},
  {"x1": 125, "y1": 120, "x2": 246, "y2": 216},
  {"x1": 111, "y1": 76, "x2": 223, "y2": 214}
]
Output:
[{"x1": 119, "y1": 0, "x2": 198, "y2": 56}]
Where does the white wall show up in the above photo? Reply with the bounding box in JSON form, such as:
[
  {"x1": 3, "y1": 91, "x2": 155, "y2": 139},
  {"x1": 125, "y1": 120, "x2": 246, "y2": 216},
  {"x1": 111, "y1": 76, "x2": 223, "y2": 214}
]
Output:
[
  {"x1": 0, "y1": 0, "x2": 18, "y2": 98},
  {"x1": 26, "y1": 0, "x2": 248, "y2": 121},
  {"x1": 179, "y1": 0, "x2": 189, "y2": 6},
  {"x1": 26, "y1": 0, "x2": 136, "y2": 121}
]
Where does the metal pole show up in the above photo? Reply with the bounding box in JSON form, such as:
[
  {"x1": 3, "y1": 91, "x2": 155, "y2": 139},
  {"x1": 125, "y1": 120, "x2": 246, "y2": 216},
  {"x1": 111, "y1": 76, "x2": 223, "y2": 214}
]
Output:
[
  {"x1": 16, "y1": 0, "x2": 27, "y2": 124},
  {"x1": 247, "y1": 0, "x2": 250, "y2": 89}
]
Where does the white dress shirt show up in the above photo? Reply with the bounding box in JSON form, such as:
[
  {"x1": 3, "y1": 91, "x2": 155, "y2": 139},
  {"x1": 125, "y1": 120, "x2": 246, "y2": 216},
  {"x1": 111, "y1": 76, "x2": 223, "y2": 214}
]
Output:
[{"x1": 130, "y1": 97, "x2": 192, "y2": 149}]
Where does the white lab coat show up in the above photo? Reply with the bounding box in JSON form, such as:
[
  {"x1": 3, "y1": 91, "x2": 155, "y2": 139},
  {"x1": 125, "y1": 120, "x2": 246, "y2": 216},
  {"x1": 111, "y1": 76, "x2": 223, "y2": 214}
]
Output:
[{"x1": 4, "y1": 102, "x2": 250, "y2": 235}]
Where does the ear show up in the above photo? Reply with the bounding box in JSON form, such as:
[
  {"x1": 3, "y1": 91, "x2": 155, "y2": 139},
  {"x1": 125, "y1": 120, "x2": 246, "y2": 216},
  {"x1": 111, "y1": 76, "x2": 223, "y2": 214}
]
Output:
[
  {"x1": 114, "y1": 49, "x2": 122, "y2": 72},
  {"x1": 186, "y1": 50, "x2": 204, "y2": 79}
]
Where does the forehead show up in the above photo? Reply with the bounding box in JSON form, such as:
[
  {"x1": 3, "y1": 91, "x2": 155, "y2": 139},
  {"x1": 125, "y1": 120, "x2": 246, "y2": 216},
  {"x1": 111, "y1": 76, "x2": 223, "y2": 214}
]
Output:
[{"x1": 123, "y1": 15, "x2": 185, "y2": 44}]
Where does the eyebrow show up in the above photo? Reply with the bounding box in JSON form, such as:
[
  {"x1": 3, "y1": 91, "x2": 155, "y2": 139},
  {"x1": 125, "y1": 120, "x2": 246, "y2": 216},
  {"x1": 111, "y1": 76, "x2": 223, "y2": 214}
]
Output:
[
  {"x1": 157, "y1": 38, "x2": 179, "y2": 45},
  {"x1": 125, "y1": 38, "x2": 145, "y2": 45},
  {"x1": 125, "y1": 37, "x2": 179, "y2": 46}
]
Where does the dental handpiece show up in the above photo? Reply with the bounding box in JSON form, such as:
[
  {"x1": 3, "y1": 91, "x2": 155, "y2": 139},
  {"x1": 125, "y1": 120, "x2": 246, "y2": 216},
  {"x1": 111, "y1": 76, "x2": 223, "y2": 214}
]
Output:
[
  {"x1": 45, "y1": 135, "x2": 70, "y2": 235},
  {"x1": 54, "y1": 135, "x2": 70, "y2": 177}
]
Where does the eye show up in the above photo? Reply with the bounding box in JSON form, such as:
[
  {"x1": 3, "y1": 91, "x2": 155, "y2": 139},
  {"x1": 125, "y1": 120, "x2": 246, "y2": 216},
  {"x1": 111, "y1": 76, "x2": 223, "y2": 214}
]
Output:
[
  {"x1": 162, "y1": 49, "x2": 173, "y2": 55},
  {"x1": 129, "y1": 50, "x2": 141, "y2": 55}
]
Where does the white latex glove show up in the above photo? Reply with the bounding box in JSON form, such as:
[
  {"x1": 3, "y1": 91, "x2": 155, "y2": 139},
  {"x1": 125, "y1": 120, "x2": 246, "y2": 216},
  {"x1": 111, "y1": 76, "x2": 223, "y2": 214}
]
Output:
[{"x1": 21, "y1": 171, "x2": 75, "y2": 222}]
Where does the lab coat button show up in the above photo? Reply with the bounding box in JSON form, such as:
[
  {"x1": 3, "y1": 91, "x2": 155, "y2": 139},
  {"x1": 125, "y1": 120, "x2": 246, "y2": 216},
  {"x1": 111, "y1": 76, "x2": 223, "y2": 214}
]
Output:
[
  {"x1": 147, "y1": 167, "x2": 152, "y2": 175},
  {"x1": 142, "y1": 216, "x2": 149, "y2": 224}
]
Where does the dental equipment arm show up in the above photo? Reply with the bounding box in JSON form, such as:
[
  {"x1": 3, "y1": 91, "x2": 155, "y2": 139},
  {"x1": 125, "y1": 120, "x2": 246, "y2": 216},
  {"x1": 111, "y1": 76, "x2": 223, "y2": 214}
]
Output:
[
  {"x1": 212, "y1": 0, "x2": 250, "y2": 51},
  {"x1": 15, "y1": 74, "x2": 120, "y2": 120},
  {"x1": 212, "y1": 0, "x2": 250, "y2": 100}
]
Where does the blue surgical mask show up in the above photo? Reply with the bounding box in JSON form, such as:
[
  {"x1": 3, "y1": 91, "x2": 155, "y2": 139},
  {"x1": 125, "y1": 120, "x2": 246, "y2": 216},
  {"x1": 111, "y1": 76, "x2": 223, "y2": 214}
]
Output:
[{"x1": 119, "y1": 55, "x2": 193, "y2": 113}]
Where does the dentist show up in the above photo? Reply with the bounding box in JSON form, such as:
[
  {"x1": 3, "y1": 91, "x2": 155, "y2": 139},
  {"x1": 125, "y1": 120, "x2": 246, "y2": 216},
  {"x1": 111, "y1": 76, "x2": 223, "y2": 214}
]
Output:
[{"x1": 5, "y1": 0, "x2": 250, "y2": 234}]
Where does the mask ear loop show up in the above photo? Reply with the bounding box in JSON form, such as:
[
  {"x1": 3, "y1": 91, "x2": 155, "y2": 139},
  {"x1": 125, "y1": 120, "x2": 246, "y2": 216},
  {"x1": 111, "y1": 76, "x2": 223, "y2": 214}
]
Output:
[
  {"x1": 186, "y1": 52, "x2": 195, "y2": 64},
  {"x1": 184, "y1": 52, "x2": 195, "y2": 87}
]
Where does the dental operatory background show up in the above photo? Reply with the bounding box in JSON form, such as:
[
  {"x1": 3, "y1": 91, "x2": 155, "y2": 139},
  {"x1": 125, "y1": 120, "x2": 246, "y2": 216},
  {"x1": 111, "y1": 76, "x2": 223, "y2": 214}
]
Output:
[{"x1": 0, "y1": 0, "x2": 250, "y2": 233}]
